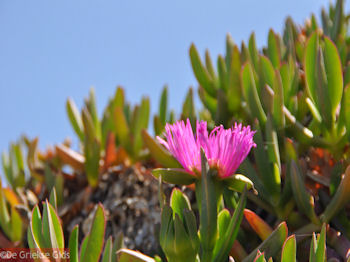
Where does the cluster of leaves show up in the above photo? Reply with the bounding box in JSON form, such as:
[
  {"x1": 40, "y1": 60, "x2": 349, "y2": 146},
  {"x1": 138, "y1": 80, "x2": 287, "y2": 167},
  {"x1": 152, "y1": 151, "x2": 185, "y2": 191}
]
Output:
[
  {"x1": 185, "y1": 0, "x2": 350, "y2": 260},
  {"x1": 1, "y1": 0, "x2": 350, "y2": 261}
]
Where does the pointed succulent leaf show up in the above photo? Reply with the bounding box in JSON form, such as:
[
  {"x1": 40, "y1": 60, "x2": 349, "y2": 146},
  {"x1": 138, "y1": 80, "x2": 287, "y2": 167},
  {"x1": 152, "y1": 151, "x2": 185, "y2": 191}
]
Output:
[
  {"x1": 321, "y1": 165, "x2": 350, "y2": 222},
  {"x1": 82, "y1": 204, "x2": 106, "y2": 262},
  {"x1": 28, "y1": 205, "x2": 44, "y2": 248},
  {"x1": 174, "y1": 214, "x2": 197, "y2": 261},
  {"x1": 304, "y1": 33, "x2": 319, "y2": 105},
  {"x1": 42, "y1": 200, "x2": 64, "y2": 249},
  {"x1": 10, "y1": 206, "x2": 23, "y2": 242},
  {"x1": 254, "y1": 252, "x2": 267, "y2": 262},
  {"x1": 182, "y1": 88, "x2": 196, "y2": 127},
  {"x1": 170, "y1": 188, "x2": 191, "y2": 221},
  {"x1": 66, "y1": 98, "x2": 85, "y2": 142},
  {"x1": 227, "y1": 44, "x2": 241, "y2": 112},
  {"x1": 281, "y1": 235, "x2": 296, "y2": 262},
  {"x1": 241, "y1": 63, "x2": 267, "y2": 125},
  {"x1": 254, "y1": 126, "x2": 280, "y2": 201},
  {"x1": 260, "y1": 56, "x2": 275, "y2": 88},
  {"x1": 213, "y1": 189, "x2": 246, "y2": 262},
  {"x1": 267, "y1": 29, "x2": 281, "y2": 68},
  {"x1": 159, "y1": 86, "x2": 168, "y2": 125},
  {"x1": 315, "y1": 224, "x2": 326, "y2": 262},
  {"x1": 217, "y1": 55, "x2": 228, "y2": 91},
  {"x1": 190, "y1": 43, "x2": 216, "y2": 97},
  {"x1": 290, "y1": 161, "x2": 320, "y2": 224},
  {"x1": 112, "y1": 232, "x2": 124, "y2": 262},
  {"x1": 272, "y1": 70, "x2": 284, "y2": 128},
  {"x1": 249, "y1": 33, "x2": 259, "y2": 70},
  {"x1": 69, "y1": 225, "x2": 79, "y2": 262},
  {"x1": 102, "y1": 236, "x2": 113, "y2": 262},
  {"x1": 49, "y1": 188, "x2": 57, "y2": 211},
  {"x1": 183, "y1": 209, "x2": 199, "y2": 253},
  {"x1": 224, "y1": 174, "x2": 254, "y2": 192},
  {"x1": 152, "y1": 168, "x2": 196, "y2": 185}
]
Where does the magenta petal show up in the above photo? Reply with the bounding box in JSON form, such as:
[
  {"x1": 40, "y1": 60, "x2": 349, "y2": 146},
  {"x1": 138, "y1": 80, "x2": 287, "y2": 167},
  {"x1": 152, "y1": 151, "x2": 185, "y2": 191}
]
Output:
[{"x1": 158, "y1": 118, "x2": 256, "y2": 178}]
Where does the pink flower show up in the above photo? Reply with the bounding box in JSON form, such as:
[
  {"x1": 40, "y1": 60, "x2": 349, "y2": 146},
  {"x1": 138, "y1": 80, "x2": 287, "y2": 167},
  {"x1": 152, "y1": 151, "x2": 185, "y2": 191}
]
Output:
[{"x1": 157, "y1": 119, "x2": 256, "y2": 178}]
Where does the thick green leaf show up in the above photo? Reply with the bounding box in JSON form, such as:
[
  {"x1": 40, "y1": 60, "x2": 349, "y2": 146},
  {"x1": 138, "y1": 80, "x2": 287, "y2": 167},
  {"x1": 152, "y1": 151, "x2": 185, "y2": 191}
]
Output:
[
  {"x1": 315, "y1": 224, "x2": 326, "y2": 262},
  {"x1": 339, "y1": 84, "x2": 350, "y2": 136},
  {"x1": 224, "y1": 174, "x2": 254, "y2": 192},
  {"x1": 213, "y1": 189, "x2": 246, "y2": 262},
  {"x1": 190, "y1": 43, "x2": 216, "y2": 97},
  {"x1": 241, "y1": 63, "x2": 267, "y2": 125},
  {"x1": 322, "y1": 165, "x2": 350, "y2": 222},
  {"x1": 260, "y1": 56, "x2": 275, "y2": 88},
  {"x1": 159, "y1": 86, "x2": 168, "y2": 125},
  {"x1": 86, "y1": 88, "x2": 101, "y2": 140},
  {"x1": 170, "y1": 188, "x2": 191, "y2": 221},
  {"x1": 217, "y1": 55, "x2": 228, "y2": 91},
  {"x1": 330, "y1": 0, "x2": 344, "y2": 41},
  {"x1": 80, "y1": 235, "x2": 90, "y2": 261},
  {"x1": 152, "y1": 168, "x2": 196, "y2": 185},
  {"x1": 267, "y1": 29, "x2": 281, "y2": 68},
  {"x1": 290, "y1": 161, "x2": 320, "y2": 224},
  {"x1": 304, "y1": 33, "x2": 318, "y2": 104},
  {"x1": 281, "y1": 235, "x2": 296, "y2": 262},
  {"x1": 0, "y1": 187, "x2": 10, "y2": 238},
  {"x1": 249, "y1": 33, "x2": 259, "y2": 70},
  {"x1": 66, "y1": 98, "x2": 84, "y2": 142},
  {"x1": 183, "y1": 209, "x2": 200, "y2": 253},
  {"x1": 82, "y1": 204, "x2": 106, "y2": 262},
  {"x1": 216, "y1": 209, "x2": 230, "y2": 242},
  {"x1": 49, "y1": 188, "x2": 57, "y2": 211},
  {"x1": 198, "y1": 87, "x2": 217, "y2": 116},
  {"x1": 84, "y1": 138, "x2": 101, "y2": 187},
  {"x1": 254, "y1": 252, "x2": 267, "y2": 262},
  {"x1": 133, "y1": 97, "x2": 150, "y2": 156},
  {"x1": 254, "y1": 127, "x2": 280, "y2": 202},
  {"x1": 227, "y1": 44, "x2": 242, "y2": 112},
  {"x1": 28, "y1": 206, "x2": 44, "y2": 248},
  {"x1": 112, "y1": 232, "x2": 124, "y2": 262},
  {"x1": 10, "y1": 206, "x2": 23, "y2": 242},
  {"x1": 42, "y1": 200, "x2": 64, "y2": 249},
  {"x1": 174, "y1": 214, "x2": 198, "y2": 261},
  {"x1": 102, "y1": 236, "x2": 113, "y2": 262},
  {"x1": 69, "y1": 225, "x2": 79, "y2": 262},
  {"x1": 272, "y1": 70, "x2": 284, "y2": 128},
  {"x1": 265, "y1": 116, "x2": 281, "y2": 170},
  {"x1": 323, "y1": 36, "x2": 343, "y2": 116},
  {"x1": 206, "y1": 49, "x2": 217, "y2": 79},
  {"x1": 182, "y1": 88, "x2": 196, "y2": 127},
  {"x1": 159, "y1": 205, "x2": 173, "y2": 252},
  {"x1": 114, "y1": 107, "x2": 130, "y2": 150}
]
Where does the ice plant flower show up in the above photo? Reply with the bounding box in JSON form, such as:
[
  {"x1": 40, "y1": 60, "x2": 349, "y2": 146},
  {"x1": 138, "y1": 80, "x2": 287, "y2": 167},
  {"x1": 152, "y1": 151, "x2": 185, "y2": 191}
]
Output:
[{"x1": 157, "y1": 119, "x2": 256, "y2": 178}]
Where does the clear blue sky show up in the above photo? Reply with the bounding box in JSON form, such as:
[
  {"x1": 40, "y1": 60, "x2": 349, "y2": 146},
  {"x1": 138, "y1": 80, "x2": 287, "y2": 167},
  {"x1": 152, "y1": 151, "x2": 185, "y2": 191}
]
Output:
[{"x1": 0, "y1": 0, "x2": 342, "y2": 156}]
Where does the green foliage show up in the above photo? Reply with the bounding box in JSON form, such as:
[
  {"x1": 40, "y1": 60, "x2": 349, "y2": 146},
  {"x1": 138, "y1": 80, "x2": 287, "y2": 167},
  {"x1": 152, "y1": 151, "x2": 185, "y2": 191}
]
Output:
[
  {"x1": 2, "y1": 140, "x2": 26, "y2": 190},
  {"x1": 27, "y1": 199, "x2": 123, "y2": 262},
  {"x1": 2, "y1": 1, "x2": 350, "y2": 261},
  {"x1": 0, "y1": 182, "x2": 23, "y2": 243}
]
